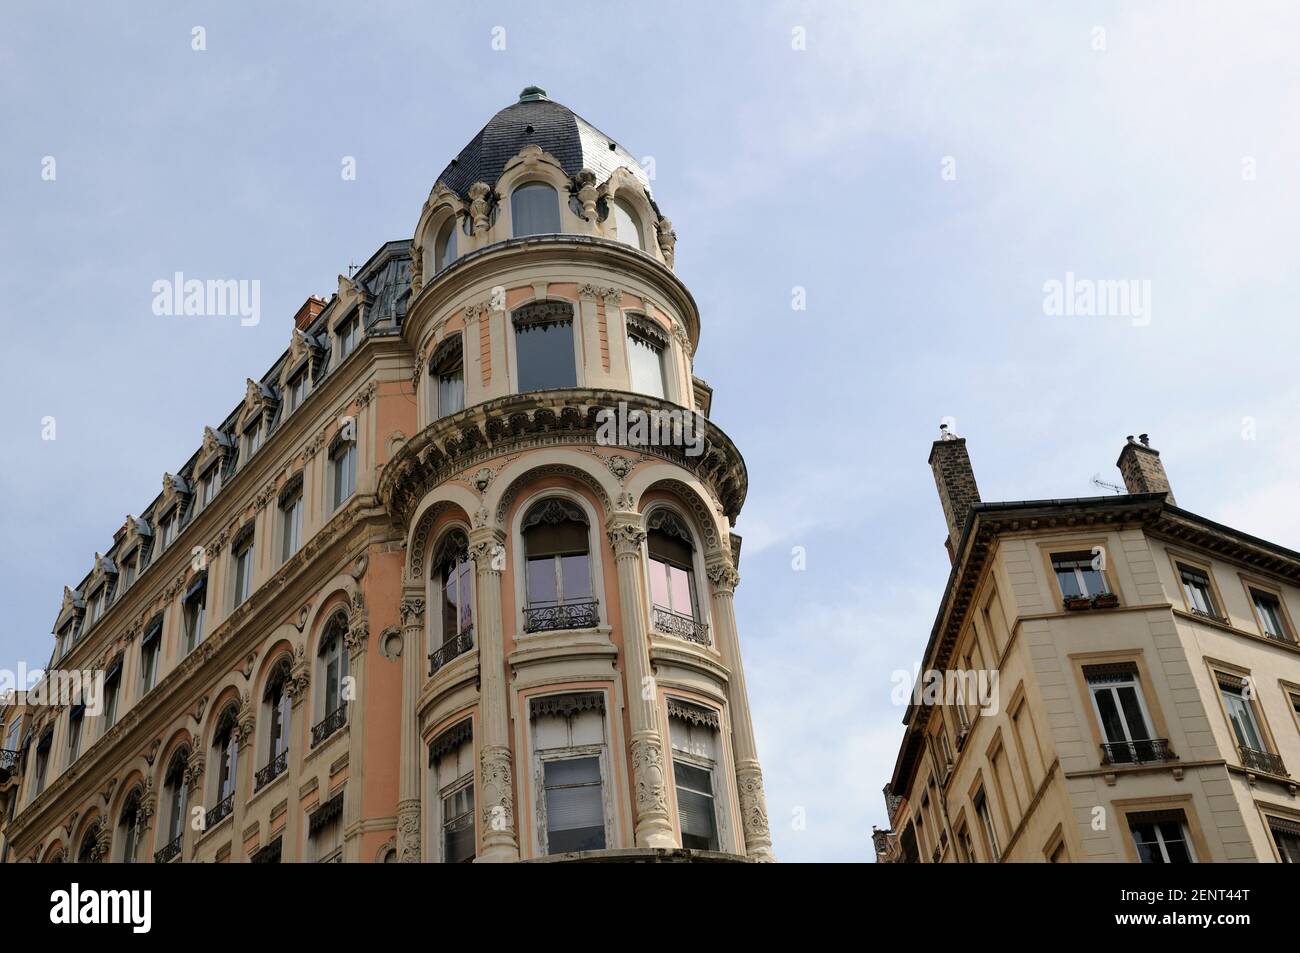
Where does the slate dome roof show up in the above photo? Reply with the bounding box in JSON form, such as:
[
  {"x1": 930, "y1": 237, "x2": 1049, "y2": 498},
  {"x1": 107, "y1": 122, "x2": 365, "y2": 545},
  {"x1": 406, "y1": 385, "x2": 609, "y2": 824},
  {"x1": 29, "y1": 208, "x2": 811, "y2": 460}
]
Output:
[{"x1": 436, "y1": 87, "x2": 652, "y2": 199}]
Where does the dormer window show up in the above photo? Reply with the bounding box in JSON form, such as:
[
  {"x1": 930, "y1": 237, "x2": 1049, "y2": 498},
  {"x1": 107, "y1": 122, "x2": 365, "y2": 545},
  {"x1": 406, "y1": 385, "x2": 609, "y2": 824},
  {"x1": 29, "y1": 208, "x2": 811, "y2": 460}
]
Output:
[
  {"x1": 87, "y1": 587, "x2": 105, "y2": 625},
  {"x1": 199, "y1": 465, "x2": 221, "y2": 509},
  {"x1": 435, "y1": 218, "x2": 459, "y2": 272},
  {"x1": 120, "y1": 552, "x2": 137, "y2": 591},
  {"x1": 241, "y1": 420, "x2": 261, "y2": 462},
  {"x1": 612, "y1": 199, "x2": 643, "y2": 250},
  {"x1": 337, "y1": 316, "x2": 360, "y2": 362},
  {"x1": 286, "y1": 369, "x2": 308, "y2": 413},
  {"x1": 511, "y1": 182, "x2": 560, "y2": 237}
]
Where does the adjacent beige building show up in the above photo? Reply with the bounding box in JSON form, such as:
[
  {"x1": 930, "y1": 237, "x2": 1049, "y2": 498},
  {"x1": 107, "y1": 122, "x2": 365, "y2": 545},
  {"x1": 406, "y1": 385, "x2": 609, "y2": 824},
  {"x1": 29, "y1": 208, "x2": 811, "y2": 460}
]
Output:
[
  {"x1": 876, "y1": 431, "x2": 1300, "y2": 863},
  {"x1": 0, "y1": 88, "x2": 774, "y2": 864}
]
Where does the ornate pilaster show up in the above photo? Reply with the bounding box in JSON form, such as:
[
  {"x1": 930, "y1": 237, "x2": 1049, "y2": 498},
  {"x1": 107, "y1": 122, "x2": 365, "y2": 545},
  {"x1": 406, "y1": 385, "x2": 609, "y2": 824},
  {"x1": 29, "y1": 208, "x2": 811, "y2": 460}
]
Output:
[
  {"x1": 397, "y1": 592, "x2": 425, "y2": 861},
  {"x1": 397, "y1": 798, "x2": 421, "y2": 863},
  {"x1": 92, "y1": 821, "x2": 112, "y2": 863},
  {"x1": 607, "y1": 513, "x2": 676, "y2": 847},
  {"x1": 469, "y1": 527, "x2": 520, "y2": 861},
  {"x1": 706, "y1": 556, "x2": 775, "y2": 862}
]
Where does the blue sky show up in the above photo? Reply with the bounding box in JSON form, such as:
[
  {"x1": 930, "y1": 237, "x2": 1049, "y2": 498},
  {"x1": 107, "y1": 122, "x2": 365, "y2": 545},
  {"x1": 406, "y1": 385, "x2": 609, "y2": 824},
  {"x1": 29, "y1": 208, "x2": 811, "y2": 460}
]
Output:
[{"x1": 3, "y1": 1, "x2": 1299, "y2": 862}]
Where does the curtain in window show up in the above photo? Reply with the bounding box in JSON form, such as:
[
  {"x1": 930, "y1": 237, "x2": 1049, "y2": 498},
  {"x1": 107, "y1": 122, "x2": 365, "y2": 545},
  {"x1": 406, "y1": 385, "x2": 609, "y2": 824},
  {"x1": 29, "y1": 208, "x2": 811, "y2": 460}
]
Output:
[{"x1": 511, "y1": 183, "x2": 560, "y2": 237}]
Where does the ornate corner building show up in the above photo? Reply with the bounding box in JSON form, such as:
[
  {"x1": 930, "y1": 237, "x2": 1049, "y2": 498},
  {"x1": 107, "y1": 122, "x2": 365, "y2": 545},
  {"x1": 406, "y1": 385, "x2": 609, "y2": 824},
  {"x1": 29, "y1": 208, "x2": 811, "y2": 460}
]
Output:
[
  {"x1": 875, "y1": 431, "x2": 1300, "y2": 863},
  {"x1": 0, "y1": 88, "x2": 774, "y2": 864}
]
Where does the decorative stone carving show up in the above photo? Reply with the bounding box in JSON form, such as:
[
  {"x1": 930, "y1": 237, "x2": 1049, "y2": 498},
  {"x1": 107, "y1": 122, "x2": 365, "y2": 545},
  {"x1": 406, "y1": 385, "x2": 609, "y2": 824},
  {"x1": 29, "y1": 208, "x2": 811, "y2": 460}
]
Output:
[
  {"x1": 410, "y1": 243, "x2": 424, "y2": 294},
  {"x1": 656, "y1": 217, "x2": 677, "y2": 267},
  {"x1": 607, "y1": 518, "x2": 647, "y2": 557},
  {"x1": 579, "y1": 283, "x2": 600, "y2": 300},
  {"x1": 183, "y1": 752, "x2": 205, "y2": 793},
  {"x1": 489, "y1": 286, "x2": 506, "y2": 312},
  {"x1": 575, "y1": 168, "x2": 598, "y2": 220},
  {"x1": 397, "y1": 798, "x2": 421, "y2": 862},
  {"x1": 630, "y1": 735, "x2": 671, "y2": 821},
  {"x1": 399, "y1": 598, "x2": 425, "y2": 629},
  {"x1": 601, "y1": 288, "x2": 623, "y2": 308},
  {"x1": 606, "y1": 454, "x2": 633, "y2": 481},
  {"x1": 479, "y1": 745, "x2": 516, "y2": 843},
  {"x1": 468, "y1": 181, "x2": 491, "y2": 233},
  {"x1": 286, "y1": 645, "x2": 311, "y2": 701},
  {"x1": 471, "y1": 467, "x2": 494, "y2": 493},
  {"x1": 706, "y1": 561, "x2": 740, "y2": 592},
  {"x1": 736, "y1": 762, "x2": 776, "y2": 862}
]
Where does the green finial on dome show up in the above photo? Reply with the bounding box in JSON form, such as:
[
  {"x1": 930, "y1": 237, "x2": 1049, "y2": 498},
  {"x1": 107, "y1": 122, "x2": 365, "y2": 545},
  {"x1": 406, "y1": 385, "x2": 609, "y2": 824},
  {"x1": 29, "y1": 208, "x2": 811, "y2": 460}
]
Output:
[{"x1": 518, "y1": 85, "x2": 548, "y2": 103}]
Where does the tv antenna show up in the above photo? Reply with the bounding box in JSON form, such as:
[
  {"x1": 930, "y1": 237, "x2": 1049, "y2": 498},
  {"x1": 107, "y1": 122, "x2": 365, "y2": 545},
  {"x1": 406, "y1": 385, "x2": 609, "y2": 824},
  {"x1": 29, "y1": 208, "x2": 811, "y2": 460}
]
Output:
[{"x1": 1090, "y1": 473, "x2": 1124, "y2": 495}]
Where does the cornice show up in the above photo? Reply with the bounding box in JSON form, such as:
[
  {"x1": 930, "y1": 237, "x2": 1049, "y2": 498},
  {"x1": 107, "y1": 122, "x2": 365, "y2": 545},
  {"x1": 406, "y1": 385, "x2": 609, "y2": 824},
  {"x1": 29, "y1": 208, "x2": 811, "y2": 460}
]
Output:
[{"x1": 378, "y1": 389, "x2": 747, "y2": 527}]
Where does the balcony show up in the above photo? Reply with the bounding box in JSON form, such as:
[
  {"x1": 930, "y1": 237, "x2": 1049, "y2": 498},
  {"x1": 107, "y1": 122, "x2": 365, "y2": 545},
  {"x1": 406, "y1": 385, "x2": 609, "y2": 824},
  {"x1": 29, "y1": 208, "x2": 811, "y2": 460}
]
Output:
[
  {"x1": 312, "y1": 705, "x2": 347, "y2": 748},
  {"x1": 205, "y1": 793, "x2": 234, "y2": 829},
  {"x1": 651, "y1": 606, "x2": 710, "y2": 646},
  {"x1": 0, "y1": 748, "x2": 18, "y2": 783},
  {"x1": 429, "y1": 625, "x2": 474, "y2": 675},
  {"x1": 1239, "y1": 745, "x2": 1288, "y2": 777},
  {"x1": 254, "y1": 749, "x2": 288, "y2": 791},
  {"x1": 523, "y1": 599, "x2": 598, "y2": 634},
  {"x1": 154, "y1": 833, "x2": 183, "y2": 864},
  {"x1": 1100, "y1": 738, "x2": 1177, "y2": 765}
]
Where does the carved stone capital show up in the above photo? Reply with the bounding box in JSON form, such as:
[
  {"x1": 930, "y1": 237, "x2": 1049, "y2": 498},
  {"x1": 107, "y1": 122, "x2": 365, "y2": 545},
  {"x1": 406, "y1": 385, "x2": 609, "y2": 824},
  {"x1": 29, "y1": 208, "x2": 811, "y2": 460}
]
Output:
[
  {"x1": 706, "y1": 560, "x2": 740, "y2": 593},
  {"x1": 399, "y1": 597, "x2": 425, "y2": 630},
  {"x1": 184, "y1": 753, "x2": 205, "y2": 793},
  {"x1": 468, "y1": 528, "x2": 507, "y2": 576},
  {"x1": 606, "y1": 516, "x2": 647, "y2": 558}
]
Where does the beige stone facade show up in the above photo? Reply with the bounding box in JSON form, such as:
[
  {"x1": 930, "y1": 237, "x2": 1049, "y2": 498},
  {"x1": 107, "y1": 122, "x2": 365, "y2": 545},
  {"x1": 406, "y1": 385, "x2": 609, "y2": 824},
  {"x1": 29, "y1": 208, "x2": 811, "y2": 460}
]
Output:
[
  {"x1": 0, "y1": 89, "x2": 774, "y2": 864},
  {"x1": 877, "y1": 433, "x2": 1300, "y2": 864}
]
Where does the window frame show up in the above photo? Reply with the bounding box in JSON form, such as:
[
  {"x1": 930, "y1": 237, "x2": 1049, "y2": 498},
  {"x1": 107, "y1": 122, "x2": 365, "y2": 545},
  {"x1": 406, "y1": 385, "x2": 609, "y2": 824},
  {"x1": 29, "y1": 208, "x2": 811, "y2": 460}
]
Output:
[
  {"x1": 330, "y1": 438, "x2": 357, "y2": 511},
  {"x1": 510, "y1": 300, "x2": 580, "y2": 394},
  {"x1": 509, "y1": 181, "x2": 561, "y2": 238},
  {"x1": 280, "y1": 482, "x2": 304, "y2": 563},
  {"x1": 1210, "y1": 665, "x2": 1276, "y2": 760},
  {"x1": 1237, "y1": 575, "x2": 1296, "y2": 643},
  {"x1": 1170, "y1": 555, "x2": 1226, "y2": 622}
]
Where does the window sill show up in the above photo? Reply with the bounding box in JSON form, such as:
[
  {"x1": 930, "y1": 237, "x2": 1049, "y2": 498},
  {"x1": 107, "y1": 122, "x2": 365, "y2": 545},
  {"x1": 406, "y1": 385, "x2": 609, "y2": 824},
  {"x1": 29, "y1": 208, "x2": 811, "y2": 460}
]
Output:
[
  {"x1": 303, "y1": 724, "x2": 349, "y2": 766},
  {"x1": 1172, "y1": 609, "x2": 1300, "y2": 653},
  {"x1": 194, "y1": 810, "x2": 233, "y2": 849}
]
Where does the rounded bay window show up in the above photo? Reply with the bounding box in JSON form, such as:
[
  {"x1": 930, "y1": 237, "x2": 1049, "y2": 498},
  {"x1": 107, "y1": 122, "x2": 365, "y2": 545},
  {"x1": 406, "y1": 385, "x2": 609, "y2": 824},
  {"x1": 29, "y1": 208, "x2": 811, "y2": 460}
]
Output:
[{"x1": 429, "y1": 529, "x2": 475, "y2": 675}]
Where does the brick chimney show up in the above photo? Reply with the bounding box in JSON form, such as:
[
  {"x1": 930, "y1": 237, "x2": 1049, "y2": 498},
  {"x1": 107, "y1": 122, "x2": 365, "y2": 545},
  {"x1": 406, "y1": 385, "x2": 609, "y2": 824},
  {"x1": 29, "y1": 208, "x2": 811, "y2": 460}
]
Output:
[
  {"x1": 929, "y1": 424, "x2": 981, "y2": 556},
  {"x1": 1117, "y1": 434, "x2": 1176, "y2": 504},
  {"x1": 293, "y1": 295, "x2": 327, "y2": 330}
]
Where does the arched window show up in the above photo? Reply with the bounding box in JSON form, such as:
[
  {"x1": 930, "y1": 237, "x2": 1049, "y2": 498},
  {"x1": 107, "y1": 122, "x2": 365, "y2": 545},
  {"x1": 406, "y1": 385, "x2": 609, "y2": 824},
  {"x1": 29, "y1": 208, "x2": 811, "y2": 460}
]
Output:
[
  {"x1": 430, "y1": 530, "x2": 474, "y2": 675},
  {"x1": 435, "y1": 217, "x2": 459, "y2": 271},
  {"x1": 522, "y1": 499, "x2": 597, "y2": 633},
  {"x1": 209, "y1": 705, "x2": 239, "y2": 828},
  {"x1": 257, "y1": 658, "x2": 292, "y2": 790},
  {"x1": 612, "y1": 199, "x2": 643, "y2": 250},
  {"x1": 156, "y1": 746, "x2": 188, "y2": 863},
  {"x1": 430, "y1": 336, "x2": 465, "y2": 418},
  {"x1": 626, "y1": 313, "x2": 668, "y2": 399},
  {"x1": 77, "y1": 824, "x2": 100, "y2": 864},
  {"x1": 513, "y1": 301, "x2": 577, "y2": 393},
  {"x1": 511, "y1": 182, "x2": 560, "y2": 237},
  {"x1": 312, "y1": 614, "x2": 349, "y2": 747},
  {"x1": 119, "y1": 789, "x2": 141, "y2": 862},
  {"x1": 647, "y1": 510, "x2": 708, "y2": 645}
]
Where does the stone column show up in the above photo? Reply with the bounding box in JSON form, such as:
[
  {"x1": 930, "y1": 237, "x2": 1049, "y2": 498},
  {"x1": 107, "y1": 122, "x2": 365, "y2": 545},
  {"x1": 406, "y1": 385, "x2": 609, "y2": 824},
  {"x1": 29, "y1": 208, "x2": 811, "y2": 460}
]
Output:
[
  {"x1": 706, "y1": 557, "x2": 775, "y2": 862},
  {"x1": 607, "y1": 514, "x2": 675, "y2": 848},
  {"x1": 182, "y1": 750, "x2": 204, "y2": 862},
  {"x1": 231, "y1": 692, "x2": 255, "y2": 861},
  {"x1": 469, "y1": 527, "x2": 520, "y2": 862},
  {"x1": 343, "y1": 599, "x2": 369, "y2": 862},
  {"x1": 135, "y1": 778, "x2": 156, "y2": 864},
  {"x1": 283, "y1": 647, "x2": 311, "y2": 862},
  {"x1": 396, "y1": 591, "x2": 425, "y2": 862}
]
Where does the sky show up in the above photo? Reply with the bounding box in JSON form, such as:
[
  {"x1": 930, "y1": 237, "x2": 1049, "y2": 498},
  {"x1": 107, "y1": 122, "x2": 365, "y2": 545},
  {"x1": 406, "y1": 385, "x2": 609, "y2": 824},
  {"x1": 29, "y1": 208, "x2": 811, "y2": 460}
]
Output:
[{"x1": 3, "y1": 1, "x2": 1300, "y2": 863}]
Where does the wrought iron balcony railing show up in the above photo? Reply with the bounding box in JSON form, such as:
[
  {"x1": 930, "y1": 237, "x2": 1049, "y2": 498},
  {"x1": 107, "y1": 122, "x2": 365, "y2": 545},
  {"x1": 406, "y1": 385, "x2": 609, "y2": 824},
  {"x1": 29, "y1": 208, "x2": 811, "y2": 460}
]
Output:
[
  {"x1": 651, "y1": 606, "x2": 710, "y2": 646},
  {"x1": 254, "y1": 749, "x2": 288, "y2": 791},
  {"x1": 1239, "y1": 745, "x2": 1288, "y2": 776},
  {"x1": 154, "y1": 833, "x2": 183, "y2": 864},
  {"x1": 1101, "y1": 738, "x2": 1177, "y2": 765},
  {"x1": 0, "y1": 748, "x2": 19, "y2": 780},
  {"x1": 312, "y1": 705, "x2": 347, "y2": 748},
  {"x1": 1190, "y1": 607, "x2": 1229, "y2": 625},
  {"x1": 205, "y1": 793, "x2": 234, "y2": 829},
  {"x1": 523, "y1": 599, "x2": 598, "y2": 634},
  {"x1": 430, "y1": 625, "x2": 474, "y2": 675}
]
